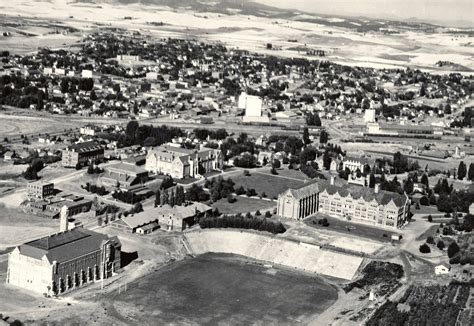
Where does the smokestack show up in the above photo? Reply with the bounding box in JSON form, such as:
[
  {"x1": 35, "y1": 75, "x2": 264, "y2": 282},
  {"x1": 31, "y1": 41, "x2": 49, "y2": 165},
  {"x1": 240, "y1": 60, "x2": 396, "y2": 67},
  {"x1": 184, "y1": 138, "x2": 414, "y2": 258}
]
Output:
[
  {"x1": 374, "y1": 184, "x2": 380, "y2": 194},
  {"x1": 60, "y1": 205, "x2": 69, "y2": 232}
]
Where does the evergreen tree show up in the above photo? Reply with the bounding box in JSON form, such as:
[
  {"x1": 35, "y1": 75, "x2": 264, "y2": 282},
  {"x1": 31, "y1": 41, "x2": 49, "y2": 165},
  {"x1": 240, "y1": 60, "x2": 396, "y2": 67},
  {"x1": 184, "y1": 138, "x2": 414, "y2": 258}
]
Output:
[
  {"x1": 447, "y1": 241, "x2": 460, "y2": 258},
  {"x1": 302, "y1": 127, "x2": 311, "y2": 145},
  {"x1": 468, "y1": 163, "x2": 474, "y2": 181},
  {"x1": 319, "y1": 130, "x2": 329, "y2": 144},
  {"x1": 404, "y1": 178, "x2": 414, "y2": 194},
  {"x1": 369, "y1": 173, "x2": 376, "y2": 188},
  {"x1": 169, "y1": 191, "x2": 176, "y2": 207},
  {"x1": 457, "y1": 161, "x2": 467, "y2": 180},
  {"x1": 161, "y1": 191, "x2": 169, "y2": 205},
  {"x1": 322, "y1": 151, "x2": 331, "y2": 170},
  {"x1": 175, "y1": 186, "x2": 185, "y2": 205},
  {"x1": 154, "y1": 189, "x2": 161, "y2": 206},
  {"x1": 420, "y1": 173, "x2": 429, "y2": 187}
]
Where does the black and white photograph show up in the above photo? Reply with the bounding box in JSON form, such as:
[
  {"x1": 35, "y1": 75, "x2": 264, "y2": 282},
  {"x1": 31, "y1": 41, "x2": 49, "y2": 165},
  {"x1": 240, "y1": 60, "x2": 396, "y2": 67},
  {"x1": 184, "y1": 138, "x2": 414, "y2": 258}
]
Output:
[{"x1": 0, "y1": 0, "x2": 472, "y2": 325}]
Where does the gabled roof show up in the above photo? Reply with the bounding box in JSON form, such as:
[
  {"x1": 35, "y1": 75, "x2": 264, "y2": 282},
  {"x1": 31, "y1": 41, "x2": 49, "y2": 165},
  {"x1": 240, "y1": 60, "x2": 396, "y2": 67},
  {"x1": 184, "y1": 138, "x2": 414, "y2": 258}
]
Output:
[
  {"x1": 19, "y1": 228, "x2": 120, "y2": 264},
  {"x1": 66, "y1": 141, "x2": 103, "y2": 153},
  {"x1": 284, "y1": 179, "x2": 408, "y2": 208}
]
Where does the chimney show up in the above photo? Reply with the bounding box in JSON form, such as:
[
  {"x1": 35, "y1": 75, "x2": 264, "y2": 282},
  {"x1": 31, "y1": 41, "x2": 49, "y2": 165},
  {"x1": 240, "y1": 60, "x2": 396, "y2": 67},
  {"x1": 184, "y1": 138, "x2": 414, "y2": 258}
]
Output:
[
  {"x1": 330, "y1": 175, "x2": 335, "y2": 185},
  {"x1": 374, "y1": 184, "x2": 380, "y2": 193},
  {"x1": 59, "y1": 205, "x2": 69, "y2": 232}
]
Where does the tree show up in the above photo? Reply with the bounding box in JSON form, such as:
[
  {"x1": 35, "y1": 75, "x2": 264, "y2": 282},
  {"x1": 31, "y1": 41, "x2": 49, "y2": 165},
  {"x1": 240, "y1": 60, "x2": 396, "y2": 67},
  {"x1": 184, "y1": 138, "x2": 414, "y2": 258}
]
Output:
[
  {"x1": 447, "y1": 241, "x2": 460, "y2": 258},
  {"x1": 403, "y1": 178, "x2": 414, "y2": 194},
  {"x1": 175, "y1": 186, "x2": 185, "y2": 206},
  {"x1": 368, "y1": 173, "x2": 376, "y2": 188},
  {"x1": 272, "y1": 159, "x2": 281, "y2": 169},
  {"x1": 468, "y1": 163, "x2": 474, "y2": 181},
  {"x1": 437, "y1": 240, "x2": 445, "y2": 250},
  {"x1": 427, "y1": 215, "x2": 433, "y2": 222},
  {"x1": 457, "y1": 161, "x2": 467, "y2": 180},
  {"x1": 160, "y1": 191, "x2": 169, "y2": 205},
  {"x1": 420, "y1": 173, "x2": 429, "y2": 188},
  {"x1": 419, "y1": 243, "x2": 431, "y2": 253},
  {"x1": 319, "y1": 130, "x2": 329, "y2": 144},
  {"x1": 60, "y1": 79, "x2": 69, "y2": 94},
  {"x1": 160, "y1": 175, "x2": 174, "y2": 190},
  {"x1": 306, "y1": 112, "x2": 321, "y2": 126},
  {"x1": 87, "y1": 163, "x2": 94, "y2": 174},
  {"x1": 323, "y1": 151, "x2": 331, "y2": 170},
  {"x1": 302, "y1": 127, "x2": 311, "y2": 145},
  {"x1": 154, "y1": 189, "x2": 161, "y2": 206},
  {"x1": 426, "y1": 236, "x2": 434, "y2": 244}
]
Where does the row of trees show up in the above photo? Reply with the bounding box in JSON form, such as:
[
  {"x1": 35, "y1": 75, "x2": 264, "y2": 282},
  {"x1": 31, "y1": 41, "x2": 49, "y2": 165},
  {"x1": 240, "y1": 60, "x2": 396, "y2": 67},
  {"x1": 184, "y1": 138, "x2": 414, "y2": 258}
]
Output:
[
  {"x1": 199, "y1": 214, "x2": 286, "y2": 234},
  {"x1": 154, "y1": 186, "x2": 186, "y2": 207}
]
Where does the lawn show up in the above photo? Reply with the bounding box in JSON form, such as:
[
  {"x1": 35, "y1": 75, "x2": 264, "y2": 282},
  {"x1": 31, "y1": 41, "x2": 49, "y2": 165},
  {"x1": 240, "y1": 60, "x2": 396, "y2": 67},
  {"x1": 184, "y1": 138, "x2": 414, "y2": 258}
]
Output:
[
  {"x1": 213, "y1": 196, "x2": 276, "y2": 215},
  {"x1": 305, "y1": 214, "x2": 399, "y2": 243},
  {"x1": 232, "y1": 170, "x2": 305, "y2": 199},
  {"x1": 109, "y1": 253, "x2": 338, "y2": 325}
]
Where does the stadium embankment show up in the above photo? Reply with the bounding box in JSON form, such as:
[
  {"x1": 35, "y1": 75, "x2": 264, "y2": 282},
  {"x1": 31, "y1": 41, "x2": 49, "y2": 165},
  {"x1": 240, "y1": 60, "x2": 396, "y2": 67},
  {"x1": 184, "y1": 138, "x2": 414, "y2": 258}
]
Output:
[{"x1": 184, "y1": 229, "x2": 363, "y2": 280}]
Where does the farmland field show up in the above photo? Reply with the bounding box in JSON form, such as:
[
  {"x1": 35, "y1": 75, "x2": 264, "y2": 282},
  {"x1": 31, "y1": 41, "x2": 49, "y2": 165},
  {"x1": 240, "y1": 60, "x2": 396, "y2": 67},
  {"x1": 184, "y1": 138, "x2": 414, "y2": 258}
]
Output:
[{"x1": 108, "y1": 253, "x2": 338, "y2": 325}]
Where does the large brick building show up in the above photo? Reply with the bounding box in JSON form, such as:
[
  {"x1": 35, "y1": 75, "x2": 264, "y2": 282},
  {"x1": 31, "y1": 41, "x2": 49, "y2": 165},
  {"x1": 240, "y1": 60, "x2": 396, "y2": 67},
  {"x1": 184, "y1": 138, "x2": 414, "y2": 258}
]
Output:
[
  {"x1": 62, "y1": 141, "x2": 104, "y2": 168},
  {"x1": 277, "y1": 177, "x2": 410, "y2": 230},
  {"x1": 145, "y1": 145, "x2": 222, "y2": 179},
  {"x1": 27, "y1": 181, "x2": 54, "y2": 199},
  {"x1": 6, "y1": 228, "x2": 121, "y2": 295}
]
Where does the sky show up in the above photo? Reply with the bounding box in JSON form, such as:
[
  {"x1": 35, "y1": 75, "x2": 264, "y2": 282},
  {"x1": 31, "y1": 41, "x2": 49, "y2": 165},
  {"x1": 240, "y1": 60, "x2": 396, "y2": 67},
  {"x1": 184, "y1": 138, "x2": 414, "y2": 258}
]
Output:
[{"x1": 256, "y1": 0, "x2": 473, "y2": 27}]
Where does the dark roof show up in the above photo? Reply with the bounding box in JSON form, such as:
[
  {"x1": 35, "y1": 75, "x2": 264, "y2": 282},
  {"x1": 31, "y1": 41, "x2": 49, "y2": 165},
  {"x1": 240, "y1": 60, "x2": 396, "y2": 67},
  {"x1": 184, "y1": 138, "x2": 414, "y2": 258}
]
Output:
[
  {"x1": 19, "y1": 228, "x2": 120, "y2": 263},
  {"x1": 286, "y1": 179, "x2": 408, "y2": 207},
  {"x1": 66, "y1": 141, "x2": 103, "y2": 153}
]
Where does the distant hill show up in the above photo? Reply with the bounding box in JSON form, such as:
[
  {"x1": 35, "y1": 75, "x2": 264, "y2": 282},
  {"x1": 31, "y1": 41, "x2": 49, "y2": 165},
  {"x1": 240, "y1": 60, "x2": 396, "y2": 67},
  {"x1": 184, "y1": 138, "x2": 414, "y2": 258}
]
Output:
[{"x1": 73, "y1": 0, "x2": 443, "y2": 33}]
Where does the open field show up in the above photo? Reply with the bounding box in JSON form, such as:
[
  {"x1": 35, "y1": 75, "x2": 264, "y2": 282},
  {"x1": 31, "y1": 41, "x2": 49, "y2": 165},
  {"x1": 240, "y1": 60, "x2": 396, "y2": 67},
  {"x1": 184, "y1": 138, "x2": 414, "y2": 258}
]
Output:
[
  {"x1": 0, "y1": 113, "x2": 77, "y2": 139},
  {"x1": 305, "y1": 214, "x2": 400, "y2": 243},
  {"x1": 109, "y1": 253, "x2": 338, "y2": 325},
  {"x1": 1, "y1": 2, "x2": 472, "y2": 73},
  {"x1": 212, "y1": 196, "x2": 276, "y2": 215},
  {"x1": 0, "y1": 204, "x2": 58, "y2": 249},
  {"x1": 232, "y1": 169, "x2": 305, "y2": 198}
]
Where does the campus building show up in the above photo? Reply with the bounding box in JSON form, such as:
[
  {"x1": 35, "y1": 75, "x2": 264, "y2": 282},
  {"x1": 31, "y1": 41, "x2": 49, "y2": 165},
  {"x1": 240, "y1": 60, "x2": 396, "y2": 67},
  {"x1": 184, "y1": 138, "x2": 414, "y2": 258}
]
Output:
[
  {"x1": 27, "y1": 181, "x2": 54, "y2": 199},
  {"x1": 62, "y1": 141, "x2": 104, "y2": 168},
  {"x1": 145, "y1": 145, "x2": 222, "y2": 179},
  {"x1": 6, "y1": 220, "x2": 121, "y2": 295},
  {"x1": 342, "y1": 156, "x2": 371, "y2": 173},
  {"x1": 277, "y1": 177, "x2": 410, "y2": 229},
  {"x1": 112, "y1": 202, "x2": 211, "y2": 233},
  {"x1": 101, "y1": 161, "x2": 149, "y2": 188}
]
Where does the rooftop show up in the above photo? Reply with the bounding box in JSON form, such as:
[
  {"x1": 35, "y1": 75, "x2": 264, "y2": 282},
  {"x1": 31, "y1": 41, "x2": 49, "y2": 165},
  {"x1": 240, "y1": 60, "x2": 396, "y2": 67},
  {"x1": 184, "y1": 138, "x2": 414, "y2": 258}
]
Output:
[
  {"x1": 19, "y1": 228, "x2": 120, "y2": 263},
  {"x1": 285, "y1": 179, "x2": 408, "y2": 207}
]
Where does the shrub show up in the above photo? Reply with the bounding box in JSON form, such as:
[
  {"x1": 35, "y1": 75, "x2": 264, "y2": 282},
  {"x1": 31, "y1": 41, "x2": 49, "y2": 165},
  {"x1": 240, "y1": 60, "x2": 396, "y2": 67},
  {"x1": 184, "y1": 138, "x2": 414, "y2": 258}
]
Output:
[
  {"x1": 243, "y1": 170, "x2": 250, "y2": 177},
  {"x1": 227, "y1": 194, "x2": 236, "y2": 203},
  {"x1": 255, "y1": 210, "x2": 261, "y2": 216},
  {"x1": 419, "y1": 243, "x2": 431, "y2": 253},
  {"x1": 447, "y1": 241, "x2": 460, "y2": 258},
  {"x1": 235, "y1": 186, "x2": 246, "y2": 195},
  {"x1": 265, "y1": 211, "x2": 272, "y2": 218},
  {"x1": 427, "y1": 215, "x2": 433, "y2": 222},
  {"x1": 437, "y1": 240, "x2": 445, "y2": 250},
  {"x1": 246, "y1": 188, "x2": 257, "y2": 197}
]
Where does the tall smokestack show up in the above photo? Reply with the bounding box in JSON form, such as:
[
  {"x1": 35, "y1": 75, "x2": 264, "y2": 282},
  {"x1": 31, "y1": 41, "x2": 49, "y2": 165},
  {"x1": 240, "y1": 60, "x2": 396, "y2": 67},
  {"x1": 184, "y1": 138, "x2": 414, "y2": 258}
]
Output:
[{"x1": 60, "y1": 205, "x2": 69, "y2": 232}]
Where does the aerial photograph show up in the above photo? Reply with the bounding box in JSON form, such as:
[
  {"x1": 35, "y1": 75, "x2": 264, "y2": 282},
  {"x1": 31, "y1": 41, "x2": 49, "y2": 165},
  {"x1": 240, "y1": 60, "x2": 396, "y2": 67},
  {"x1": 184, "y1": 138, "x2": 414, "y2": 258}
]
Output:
[{"x1": 0, "y1": 0, "x2": 472, "y2": 325}]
